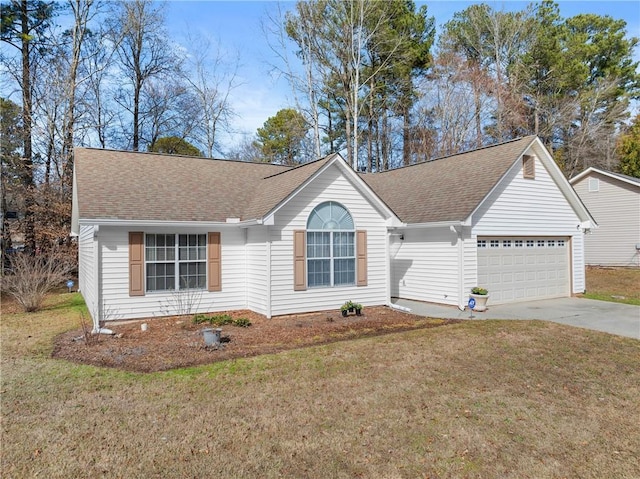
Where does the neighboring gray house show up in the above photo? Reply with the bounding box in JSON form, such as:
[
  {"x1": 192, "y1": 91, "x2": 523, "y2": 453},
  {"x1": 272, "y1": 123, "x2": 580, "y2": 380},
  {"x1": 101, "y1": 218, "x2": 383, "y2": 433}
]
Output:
[
  {"x1": 72, "y1": 136, "x2": 595, "y2": 327},
  {"x1": 570, "y1": 167, "x2": 640, "y2": 267}
]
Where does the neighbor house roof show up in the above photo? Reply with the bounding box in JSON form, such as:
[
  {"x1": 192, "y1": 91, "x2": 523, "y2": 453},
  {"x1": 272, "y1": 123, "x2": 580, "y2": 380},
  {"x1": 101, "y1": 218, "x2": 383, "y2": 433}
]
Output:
[
  {"x1": 569, "y1": 166, "x2": 640, "y2": 189},
  {"x1": 361, "y1": 136, "x2": 537, "y2": 224}
]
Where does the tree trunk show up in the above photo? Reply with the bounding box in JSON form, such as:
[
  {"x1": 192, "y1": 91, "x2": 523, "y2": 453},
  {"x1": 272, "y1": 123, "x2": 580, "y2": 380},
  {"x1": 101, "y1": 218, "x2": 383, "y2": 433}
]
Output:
[
  {"x1": 20, "y1": 0, "x2": 36, "y2": 255},
  {"x1": 403, "y1": 106, "x2": 411, "y2": 167}
]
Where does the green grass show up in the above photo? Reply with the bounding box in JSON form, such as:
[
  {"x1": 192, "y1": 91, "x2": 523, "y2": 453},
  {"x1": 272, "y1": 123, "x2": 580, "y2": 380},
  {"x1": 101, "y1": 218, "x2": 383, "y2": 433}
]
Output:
[
  {"x1": 2, "y1": 292, "x2": 639, "y2": 478},
  {"x1": 584, "y1": 266, "x2": 640, "y2": 305}
]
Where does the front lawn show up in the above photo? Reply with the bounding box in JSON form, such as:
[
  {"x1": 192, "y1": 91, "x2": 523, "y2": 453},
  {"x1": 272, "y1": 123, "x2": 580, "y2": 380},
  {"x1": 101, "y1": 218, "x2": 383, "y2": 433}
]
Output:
[
  {"x1": 584, "y1": 266, "x2": 640, "y2": 305},
  {"x1": 1, "y1": 293, "x2": 639, "y2": 478}
]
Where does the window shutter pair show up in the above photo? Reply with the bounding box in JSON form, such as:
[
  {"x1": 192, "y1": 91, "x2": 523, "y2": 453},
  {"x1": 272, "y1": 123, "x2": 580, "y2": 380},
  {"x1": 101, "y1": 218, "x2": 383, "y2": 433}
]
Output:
[
  {"x1": 292, "y1": 230, "x2": 367, "y2": 291},
  {"x1": 128, "y1": 232, "x2": 221, "y2": 296}
]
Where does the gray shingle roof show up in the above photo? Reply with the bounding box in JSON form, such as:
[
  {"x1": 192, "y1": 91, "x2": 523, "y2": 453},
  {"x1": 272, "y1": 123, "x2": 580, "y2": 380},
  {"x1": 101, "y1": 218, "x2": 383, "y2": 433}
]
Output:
[
  {"x1": 74, "y1": 136, "x2": 537, "y2": 224},
  {"x1": 361, "y1": 136, "x2": 537, "y2": 223},
  {"x1": 74, "y1": 148, "x2": 292, "y2": 222}
]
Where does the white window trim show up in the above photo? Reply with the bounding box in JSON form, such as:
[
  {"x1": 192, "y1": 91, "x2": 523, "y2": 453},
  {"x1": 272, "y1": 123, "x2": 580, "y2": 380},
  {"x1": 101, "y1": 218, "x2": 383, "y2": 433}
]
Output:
[
  {"x1": 306, "y1": 201, "x2": 356, "y2": 288},
  {"x1": 145, "y1": 233, "x2": 207, "y2": 292}
]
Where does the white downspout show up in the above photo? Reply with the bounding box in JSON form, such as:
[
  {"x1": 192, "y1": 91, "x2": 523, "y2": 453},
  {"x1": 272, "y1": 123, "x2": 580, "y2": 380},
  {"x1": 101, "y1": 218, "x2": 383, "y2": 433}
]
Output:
[
  {"x1": 385, "y1": 230, "x2": 391, "y2": 306},
  {"x1": 452, "y1": 225, "x2": 465, "y2": 311},
  {"x1": 266, "y1": 227, "x2": 272, "y2": 319},
  {"x1": 92, "y1": 225, "x2": 102, "y2": 332}
]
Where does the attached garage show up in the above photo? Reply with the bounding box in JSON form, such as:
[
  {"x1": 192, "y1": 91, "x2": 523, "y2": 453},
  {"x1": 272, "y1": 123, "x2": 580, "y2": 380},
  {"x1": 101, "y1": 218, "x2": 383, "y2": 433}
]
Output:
[{"x1": 477, "y1": 237, "x2": 570, "y2": 304}]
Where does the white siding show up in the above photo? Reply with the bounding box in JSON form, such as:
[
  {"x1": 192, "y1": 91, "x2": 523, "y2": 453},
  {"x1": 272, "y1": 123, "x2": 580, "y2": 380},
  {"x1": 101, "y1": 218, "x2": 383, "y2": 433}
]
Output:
[
  {"x1": 99, "y1": 226, "x2": 247, "y2": 321},
  {"x1": 268, "y1": 164, "x2": 390, "y2": 316},
  {"x1": 78, "y1": 224, "x2": 98, "y2": 319},
  {"x1": 246, "y1": 226, "x2": 268, "y2": 315},
  {"x1": 390, "y1": 227, "x2": 462, "y2": 307},
  {"x1": 472, "y1": 155, "x2": 585, "y2": 294},
  {"x1": 572, "y1": 173, "x2": 640, "y2": 267}
]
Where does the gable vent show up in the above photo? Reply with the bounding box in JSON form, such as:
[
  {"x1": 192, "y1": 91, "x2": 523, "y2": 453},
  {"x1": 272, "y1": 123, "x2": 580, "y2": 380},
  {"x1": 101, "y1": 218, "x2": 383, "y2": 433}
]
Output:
[{"x1": 523, "y1": 154, "x2": 535, "y2": 179}]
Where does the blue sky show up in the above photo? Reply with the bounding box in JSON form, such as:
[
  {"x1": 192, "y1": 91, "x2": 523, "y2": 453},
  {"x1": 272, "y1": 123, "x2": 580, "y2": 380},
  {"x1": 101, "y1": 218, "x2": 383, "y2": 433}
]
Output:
[{"x1": 166, "y1": 1, "x2": 640, "y2": 147}]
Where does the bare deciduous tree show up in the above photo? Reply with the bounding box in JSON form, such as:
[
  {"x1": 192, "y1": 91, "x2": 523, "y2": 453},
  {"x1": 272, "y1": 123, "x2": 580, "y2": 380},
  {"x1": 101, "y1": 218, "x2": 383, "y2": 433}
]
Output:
[
  {"x1": 107, "y1": 0, "x2": 180, "y2": 151},
  {"x1": 182, "y1": 33, "x2": 240, "y2": 158}
]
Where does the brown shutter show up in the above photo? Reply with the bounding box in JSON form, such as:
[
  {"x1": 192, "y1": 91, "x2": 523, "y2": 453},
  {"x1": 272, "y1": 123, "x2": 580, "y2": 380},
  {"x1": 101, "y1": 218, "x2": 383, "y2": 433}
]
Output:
[
  {"x1": 129, "y1": 232, "x2": 145, "y2": 296},
  {"x1": 356, "y1": 230, "x2": 367, "y2": 287},
  {"x1": 208, "y1": 232, "x2": 221, "y2": 292},
  {"x1": 293, "y1": 230, "x2": 306, "y2": 291}
]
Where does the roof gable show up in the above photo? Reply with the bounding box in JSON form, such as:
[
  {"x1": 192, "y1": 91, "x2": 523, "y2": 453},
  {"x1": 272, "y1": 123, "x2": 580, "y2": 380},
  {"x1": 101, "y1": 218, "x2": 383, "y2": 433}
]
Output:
[
  {"x1": 362, "y1": 136, "x2": 537, "y2": 224},
  {"x1": 258, "y1": 154, "x2": 401, "y2": 225},
  {"x1": 570, "y1": 167, "x2": 640, "y2": 189},
  {"x1": 73, "y1": 148, "x2": 398, "y2": 226}
]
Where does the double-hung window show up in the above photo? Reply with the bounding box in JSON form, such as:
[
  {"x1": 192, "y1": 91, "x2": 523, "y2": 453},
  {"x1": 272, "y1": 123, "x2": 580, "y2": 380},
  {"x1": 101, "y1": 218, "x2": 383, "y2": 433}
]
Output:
[
  {"x1": 145, "y1": 233, "x2": 206, "y2": 291},
  {"x1": 307, "y1": 202, "x2": 355, "y2": 287}
]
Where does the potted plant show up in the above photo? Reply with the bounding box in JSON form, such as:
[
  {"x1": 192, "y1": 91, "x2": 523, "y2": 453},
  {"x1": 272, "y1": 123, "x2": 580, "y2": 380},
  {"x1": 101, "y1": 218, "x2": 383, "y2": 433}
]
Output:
[{"x1": 469, "y1": 287, "x2": 489, "y2": 312}]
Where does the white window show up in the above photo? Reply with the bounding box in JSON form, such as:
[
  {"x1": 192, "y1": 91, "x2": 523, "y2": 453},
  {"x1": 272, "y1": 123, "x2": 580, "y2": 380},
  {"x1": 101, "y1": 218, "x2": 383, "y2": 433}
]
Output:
[
  {"x1": 548, "y1": 240, "x2": 555, "y2": 247},
  {"x1": 537, "y1": 240, "x2": 545, "y2": 247},
  {"x1": 526, "y1": 240, "x2": 535, "y2": 248},
  {"x1": 307, "y1": 202, "x2": 355, "y2": 288},
  {"x1": 477, "y1": 240, "x2": 487, "y2": 248},
  {"x1": 588, "y1": 178, "x2": 599, "y2": 192},
  {"x1": 515, "y1": 240, "x2": 523, "y2": 248},
  {"x1": 490, "y1": 240, "x2": 500, "y2": 248},
  {"x1": 558, "y1": 239, "x2": 565, "y2": 247},
  {"x1": 145, "y1": 234, "x2": 206, "y2": 292},
  {"x1": 503, "y1": 240, "x2": 512, "y2": 248}
]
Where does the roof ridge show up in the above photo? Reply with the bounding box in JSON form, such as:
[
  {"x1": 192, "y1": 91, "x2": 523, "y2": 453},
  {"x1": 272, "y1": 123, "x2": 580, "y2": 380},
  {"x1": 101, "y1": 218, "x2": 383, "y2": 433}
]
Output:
[
  {"x1": 260, "y1": 153, "x2": 339, "y2": 180},
  {"x1": 73, "y1": 146, "x2": 291, "y2": 168},
  {"x1": 369, "y1": 135, "x2": 536, "y2": 175}
]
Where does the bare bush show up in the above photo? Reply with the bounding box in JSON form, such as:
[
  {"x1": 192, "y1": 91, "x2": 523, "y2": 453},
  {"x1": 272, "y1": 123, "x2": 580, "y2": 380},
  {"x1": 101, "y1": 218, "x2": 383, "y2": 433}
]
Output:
[
  {"x1": 1, "y1": 252, "x2": 75, "y2": 312},
  {"x1": 79, "y1": 312, "x2": 100, "y2": 346}
]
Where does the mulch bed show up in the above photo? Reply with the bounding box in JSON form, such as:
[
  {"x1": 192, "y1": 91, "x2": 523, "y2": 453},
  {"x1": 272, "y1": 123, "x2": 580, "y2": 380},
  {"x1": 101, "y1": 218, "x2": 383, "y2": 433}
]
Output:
[{"x1": 52, "y1": 307, "x2": 460, "y2": 372}]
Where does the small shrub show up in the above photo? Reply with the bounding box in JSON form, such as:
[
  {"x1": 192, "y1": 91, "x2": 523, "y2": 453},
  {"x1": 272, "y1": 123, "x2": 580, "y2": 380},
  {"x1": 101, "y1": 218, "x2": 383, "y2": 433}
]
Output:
[
  {"x1": 192, "y1": 314, "x2": 250, "y2": 327},
  {"x1": 471, "y1": 287, "x2": 488, "y2": 295},
  {"x1": 232, "y1": 317, "x2": 251, "y2": 328},
  {"x1": 193, "y1": 314, "x2": 212, "y2": 324},
  {"x1": 79, "y1": 312, "x2": 100, "y2": 346},
  {"x1": 340, "y1": 300, "x2": 362, "y2": 311},
  {"x1": 1, "y1": 251, "x2": 75, "y2": 312}
]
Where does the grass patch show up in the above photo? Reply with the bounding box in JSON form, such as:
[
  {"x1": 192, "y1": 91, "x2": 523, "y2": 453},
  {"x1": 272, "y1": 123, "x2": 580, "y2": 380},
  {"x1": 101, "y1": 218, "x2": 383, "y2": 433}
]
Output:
[
  {"x1": 2, "y1": 293, "x2": 640, "y2": 478},
  {"x1": 584, "y1": 266, "x2": 640, "y2": 305}
]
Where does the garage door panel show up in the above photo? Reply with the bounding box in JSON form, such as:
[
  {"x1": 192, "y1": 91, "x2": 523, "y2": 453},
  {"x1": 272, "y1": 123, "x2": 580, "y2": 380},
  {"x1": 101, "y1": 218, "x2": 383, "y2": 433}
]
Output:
[{"x1": 478, "y1": 237, "x2": 569, "y2": 305}]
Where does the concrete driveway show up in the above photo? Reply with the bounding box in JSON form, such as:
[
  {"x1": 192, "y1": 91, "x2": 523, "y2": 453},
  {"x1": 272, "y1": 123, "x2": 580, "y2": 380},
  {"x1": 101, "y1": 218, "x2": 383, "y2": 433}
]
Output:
[{"x1": 392, "y1": 297, "x2": 640, "y2": 339}]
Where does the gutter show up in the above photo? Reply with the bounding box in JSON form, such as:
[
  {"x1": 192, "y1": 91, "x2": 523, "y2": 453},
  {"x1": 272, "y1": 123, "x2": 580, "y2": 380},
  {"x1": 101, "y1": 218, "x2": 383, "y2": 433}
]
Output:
[
  {"x1": 78, "y1": 218, "x2": 264, "y2": 228},
  {"x1": 392, "y1": 220, "x2": 466, "y2": 231}
]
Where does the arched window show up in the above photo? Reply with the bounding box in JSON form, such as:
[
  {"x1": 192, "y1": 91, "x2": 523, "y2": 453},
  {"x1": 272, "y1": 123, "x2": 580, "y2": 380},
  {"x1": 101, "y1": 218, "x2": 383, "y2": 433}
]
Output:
[{"x1": 306, "y1": 201, "x2": 355, "y2": 287}]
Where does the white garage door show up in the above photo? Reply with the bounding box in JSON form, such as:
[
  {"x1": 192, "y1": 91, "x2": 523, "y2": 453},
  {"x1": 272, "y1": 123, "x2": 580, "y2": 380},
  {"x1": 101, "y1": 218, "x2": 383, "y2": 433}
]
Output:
[{"x1": 477, "y1": 237, "x2": 570, "y2": 304}]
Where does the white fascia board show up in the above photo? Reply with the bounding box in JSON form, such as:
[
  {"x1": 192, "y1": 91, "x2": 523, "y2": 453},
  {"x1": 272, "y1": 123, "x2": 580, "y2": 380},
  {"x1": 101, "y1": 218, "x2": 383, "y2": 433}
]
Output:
[
  {"x1": 570, "y1": 166, "x2": 640, "y2": 189},
  {"x1": 467, "y1": 154, "x2": 524, "y2": 225},
  {"x1": 77, "y1": 218, "x2": 262, "y2": 228},
  {"x1": 467, "y1": 137, "x2": 596, "y2": 227},
  {"x1": 263, "y1": 154, "x2": 402, "y2": 225},
  {"x1": 386, "y1": 217, "x2": 405, "y2": 228},
  {"x1": 569, "y1": 166, "x2": 596, "y2": 184},
  {"x1": 529, "y1": 138, "x2": 597, "y2": 226},
  {"x1": 399, "y1": 220, "x2": 465, "y2": 230}
]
